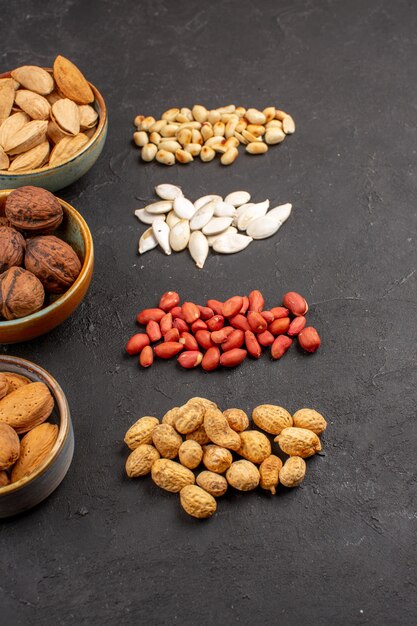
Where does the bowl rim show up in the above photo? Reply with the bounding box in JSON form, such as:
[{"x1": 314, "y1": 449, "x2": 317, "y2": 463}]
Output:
[
  {"x1": 0, "y1": 189, "x2": 94, "y2": 329},
  {"x1": 0, "y1": 67, "x2": 107, "y2": 175},
  {"x1": 0, "y1": 355, "x2": 70, "y2": 495}
]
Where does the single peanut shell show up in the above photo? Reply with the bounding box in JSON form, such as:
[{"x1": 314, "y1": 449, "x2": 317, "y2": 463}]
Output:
[
  {"x1": 0, "y1": 422, "x2": 20, "y2": 470},
  {"x1": 259, "y1": 455, "x2": 283, "y2": 494},
  {"x1": 279, "y1": 456, "x2": 306, "y2": 487},
  {"x1": 180, "y1": 485, "x2": 217, "y2": 519},
  {"x1": 292, "y1": 408, "x2": 327, "y2": 435},
  {"x1": 204, "y1": 406, "x2": 241, "y2": 451},
  {"x1": 226, "y1": 460, "x2": 260, "y2": 491},
  {"x1": 186, "y1": 425, "x2": 210, "y2": 445},
  {"x1": 125, "y1": 444, "x2": 160, "y2": 477},
  {"x1": 152, "y1": 423, "x2": 182, "y2": 459},
  {"x1": 11, "y1": 422, "x2": 58, "y2": 482},
  {"x1": 151, "y1": 458, "x2": 195, "y2": 493},
  {"x1": 275, "y1": 427, "x2": 322, "y2": 458},
  {"x1": 203, "y1": 444, "x2": 233, "y2": 473},
  {"x1": 252, "y1": 404, "x2": 293, "y2": 435},
  {"x1": 223, "y1": 408, "x2": 249, "y2": 432},
  {"x1": 178, "y1": 440, "x2": 203, "y2": 469},
  {"x1": 124, "y1": 416, "x2": 159, "y2": 450},
  {"x1": 196, "y1": 471, "x2": 228, "y2": 497},
  {"x1": 238, "y1": 430, "x2": 271, "y2": 464},
  {"x1": 162, "y1": 407, "x2": 180, "y2": 427},
  {"x1": 175, "y1": 402, "x2": 205, "y2": 434}
]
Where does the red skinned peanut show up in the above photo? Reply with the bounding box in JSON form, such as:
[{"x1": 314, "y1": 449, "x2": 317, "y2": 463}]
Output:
[
  {"x1": 173, "y1": 318, "x2": 189, "y2": 333},
  {"x1": 229, "y1": 314, "x2": 251, "y2": 332},
  {"x1": 240, "y1": 296, "x2": 249, "y2": 315},
  {"x1": 198, "y1": 305, "x2": 215, "y2": 320},
  {"x1": 288, "y1": 316, "x2": 307, "y2": 337},
  {"x1": 178, "y1": 351, "x2": 203, "y2": 369},
  {"x1": 271, "y1": 335, "x2": 293, "y2": 359},
  {"x1": 221, "y1": 329, "x2": 245, "y2": 351},
  {"x1": 159, "y1": 291, "x2": 180, "y2": 311},
  {"x1": 179, "y1": 332, "x2": 199, "y2": 351},
  {"x1": 146, "y1": 320, "x2": 162, "y2": 342},
  {"x1": 282, "y1": 292, "x2": 309, "y2": 316},
  {"x1": 160, "y1": 313, "x2": 173, "y2": 335},
  {"x1": 154, "y1": 342, "x2": 183, "y2": 358},
  {"x1": 245, "y1": 331, "x2": 262, "y2": 358},
  {"x1": 164, "y1": 328, "x2": 180, "y2": 342},
  {"x1": 202, "y1": 346, "x2": 220, "y2": 371},
  {"x1": 136, "y1": 308, "x2": 165, "y2": 324},
  {"x1": 195, "y1": 330, "x2": 215, "y2": 350},
  {"x1": 257, "y1": 330, "x2": 275, "y2": 347},
  {"x1": 298, "y1": 327, "x2": 321, "y2": 353},
  {"x1": 191, "y1": 319, "x2": 208, "y2": 333},
  {"x1": 126, "y1": 333, "x2": 150, "y2": 355},
  {"x1": 139, "y1": 345, "x2": 153, "y2": 367},
  {"x1": 261, "y1": 310, "x2": 274, "y2": 324},
  {"x1": 207, "y1": 299, "x2": 224, "y2": 315},
  {"x1": 222, "y1": 296, "x2": 243, "y2": 318},
  {"x1": 247, "y1": 311, "x2": 267, "y2": 333},
  {"x1": 211, "y1": 327, "x2": 234, "y2": 344},
  {"x1": 171, "y1": 306, "x2": 184, "y2": 319},
  {"x1": 181, "y1": 302, "x2": 200, "y2": 324},
  {"x1": 270, "y1": 306, "x2": 290, "y2": 319},
  {"x1": 206, "y1": 315, "x2": 224, "y2": 331},
  {"x1": 248, "y1": 290, "x2": 264, "y2": 312},
  {"x1": 220, "y1": 348, "x2": 247, "y2": 367},
  {"x1": 269, "y1": 317, "x2": 291, "y2": 335}
]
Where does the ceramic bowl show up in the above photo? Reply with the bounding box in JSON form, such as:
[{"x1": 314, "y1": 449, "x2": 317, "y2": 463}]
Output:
[
  {"x1": 0, "y1": 189, "x2": 94, "y2": 343},
  {"x1": 0, "y1": 69, "x2": 107, "y2": 192},
  {"x1": 0, "y1": 355, "x2": 74, "y2": 518}
]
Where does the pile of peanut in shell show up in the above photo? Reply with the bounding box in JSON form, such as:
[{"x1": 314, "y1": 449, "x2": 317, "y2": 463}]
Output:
[
  {"x1": 0, "y1": 372, "x2": 57, "y2": 487},
  {"x1": 132, "y1": 105, "x2": 295, "y2": 166},
  {"x1": 124, "y1": 398, "x2": 327, "y2": 519}
]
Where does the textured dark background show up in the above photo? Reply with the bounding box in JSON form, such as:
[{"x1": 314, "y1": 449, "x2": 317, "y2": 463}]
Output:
[{"x1": 1, "y1": 0, "x2": 417, "y2": 624}]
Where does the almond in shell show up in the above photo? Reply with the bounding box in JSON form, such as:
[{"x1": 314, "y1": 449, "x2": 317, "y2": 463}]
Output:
[
  {"x1": 0, "y1": 471, "x2": 10, "y2": 487},
  {"x1": 3, "y1": 119, "x2": 48, "y2": 155},
  {"x1": 49, "y1": 132, "x2": 89, "y2": 166},
  {"x1": 78, "y1": 104, "x2": 98, "y2": 129},
  {"x1": 0, "y1": 112, "x2": 30, "y2": 149},
  {"x1": 2, "y1": 372, "x2": 30, "y2": 393},
  {"x1": 53, "y1": 55, "x2": 94, "y2": 105},
  {"x1": 0, "y1": 422, "x2": 20, "y2": 470},
  {"x1": 0, "y1": 147, "x2": 9, "y2": 170},
  {"x1": 14, "y1": 90, "x2": 51, "y2": 121},
  {"x1": 47, "y1": 119, "x2": 72, "y2": 144},
  {"x1": 11, "y1": 66, "x2": 54, "y2": 96},
  {"x1": 11, "y1": 422, "x2": 58, "y2": 482},
  {"x1": 8, "y1": 140, "x2": 50, "y2": 172},
  {"x1": 0, "y1": 79, "x2": 15, "y2": 121},
  {"x1": 51, "y1": 98, "x2": 80, "y2": 135},
  {"x1": 0, "y1": 381, "x2": 54, "y2": 434},
  {"x1": 0, "y1": 373, "x2": 9, "y2": 399}
]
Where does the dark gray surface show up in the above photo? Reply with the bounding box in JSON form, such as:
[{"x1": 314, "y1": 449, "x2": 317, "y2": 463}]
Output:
[{"x1": 1, "y1": 0, "x2": 416, "y2": 624}]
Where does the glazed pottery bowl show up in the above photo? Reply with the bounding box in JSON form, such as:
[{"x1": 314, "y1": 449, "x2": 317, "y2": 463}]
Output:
[
  {"x1": 0, "y1": 189, "x2": 94, "y2": 343},
  {"x1": 0, "y1": 355, "x2": 74, "y2": 518},
  {"x1": 0, "y1": 69, "x2": 107, "y2": 192}
]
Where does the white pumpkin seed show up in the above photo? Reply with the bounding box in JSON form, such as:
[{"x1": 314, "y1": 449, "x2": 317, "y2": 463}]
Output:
[
  {"x1": 169, "y1": 219, "x2": 190, "y2": 252},
  {"x1": 246, "y1": 216, "x2": 282, "y2": 239},
  {"x1": 237, "y1": 200, "x2": 270, "y2": 231},
  {"x1": 139, "y1": 227, "x2": 158, "y2": 254},
  {"x1": 144, "y1": 200, "x2": 173, "y2": 214},
  {"x1": 189, "y1": 202, "x2": 214, "y2": 231},
  {"x1": 202, "y1": 217, "x2": 233, "y2": 236},
  {"x1": 233, "y1": 202, "x2": 255, "y2": 225},
  {"x1": 135, "y1": 209, "x2": 165, "y2": 225},
  {"x1": 189, "y1": 231, "x2": 209, "y2": 269},
  {"x1": 267, "y1": 203, "x2": 292, "y2": 224},
  {"x1": 155, "y1": 184, "x2": 183, "y2": 201},
  {"x1": 207, "y1": 226, "x2": 237, "y2": 246},
  {"x1": 212, "y1": 232, "x2": 253, "y2": 254},
  {"x1": 224, "y1": 191, "x2": 251, "y2": 207},
  {"x1": 166, "y1": 210, "x2": 181, "y2": 229},
  {"x1": 194, "y1": 194, "x2": 222, "y2": 211},
  {"x1": 173, "y1": 196, "x2": 195, "y2": 219},
  {"x1": 152, "y1": 218, "x2": 171, "y2": 255},
  {"x1": 213, "y1": 201, "x2": 236, "y2": 218}
]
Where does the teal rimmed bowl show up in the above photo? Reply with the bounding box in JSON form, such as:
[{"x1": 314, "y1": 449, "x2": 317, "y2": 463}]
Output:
[
  {"x1": 0, "y1": 68, "x2": 107, "y2": 192},
  {"x1": 0, "y1": 355, "x2": 74, "y2": 518},
  {"x1": 0, "y1": 189, "x2": 94, "y2": 344}
]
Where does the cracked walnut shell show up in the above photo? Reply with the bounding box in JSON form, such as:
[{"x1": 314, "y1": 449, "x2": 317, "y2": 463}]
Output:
[{"x1": 25, "y1": 235, "x2": 81, "y2": 294}]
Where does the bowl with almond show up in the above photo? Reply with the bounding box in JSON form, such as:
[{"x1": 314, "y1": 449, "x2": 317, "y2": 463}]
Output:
[
  {"x1": 0, "y1": 355, "x2": 73, "y2": 518},
  {"x1": 0, "y1": 55, "x2": 107, "y2": 192}
]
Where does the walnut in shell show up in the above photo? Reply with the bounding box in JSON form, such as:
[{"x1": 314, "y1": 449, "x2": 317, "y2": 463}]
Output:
[
  {"x1": 5, "y1": 186, "x2": 63, "y2": 233},
  {"x1": 0, "y1": 226, "x2": 26, "y2": 273},
  {"x1": 0, "y1": 266, "x2": 45, "y2": 320},
  {"x1": 24, "y1": 235, "x2": 81, "y2": 294}
]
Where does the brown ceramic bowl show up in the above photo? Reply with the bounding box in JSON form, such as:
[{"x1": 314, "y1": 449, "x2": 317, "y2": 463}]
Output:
[
  {"x1": 0, "y1": 189, "x2": 94, "y2": 343},
  {"x1": 0, "y1": 355, "x2": 74, "y2": 518},
  {"x1": 0, "y1": 68, "x2": 108, "y2": 192}
]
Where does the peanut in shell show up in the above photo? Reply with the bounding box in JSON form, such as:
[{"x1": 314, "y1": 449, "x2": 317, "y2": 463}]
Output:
[
  {"x1": 279, "y1": 456, "x2": 306, "y2": 487},
  {"x1": 175, "y1": 401, "x2": 205, "y2": 434},
  {"x1": 203, "y1": 444, "x2": 232, "y2": 473},
  {"x1": 223, "y1": 408, "x2": 249, "y2": 432},
  {"x1": 204, "y1": 406, "x2": 241, "y2": 451},
  {"x1": 292, "y1": 408, "x2": 327, "y2": 435},
  {"x1": 252, "y1": 404, "x2": 293, "y2": 435},
  {"x1": 196, "y1": 471, "x2": 228, "y2": 497},
  {"x1": 226, "y1": 460, "x2": 260, "y2": 491},
  {"x1": 275, "y1": 427, "x2": 321, "y2": 458},
  {"x1": 152, "y1": 423, "x2": 182, "y2": 459},
  {"x1": 259, "y1": 455, "x2": 283, "y2": 495},
  {"x1": 124, "y1": 416, "x2": 159, "y2": 450},
  {"x1": 178, "y1": 440, "x2": 203, "y2": 469},
  {"x1": 125, "y1": 444, "x2": 160, "y2": 477},
  {"x1": 238, "y1": 430, "x2": 271, "y2": 464},
  {"x1": 179, "y1": 485, "x2": 217, "y2": 519},
  {"x1": 151, "y1": 458, "x2": 195, "y2": 493}
]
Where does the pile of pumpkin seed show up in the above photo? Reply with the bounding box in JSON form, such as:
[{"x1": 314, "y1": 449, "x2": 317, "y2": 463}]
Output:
[
  {"x1": 135, "y1": 184, "x2": 292, "y2": 268},
  {"x1": 132, "y1": 105, "x2": 295, "y2": 166}
]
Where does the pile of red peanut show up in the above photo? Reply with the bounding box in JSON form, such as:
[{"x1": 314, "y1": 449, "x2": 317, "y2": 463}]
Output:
[{"x1": 125, "y1": 291, "x2": 321, "y2": 371}]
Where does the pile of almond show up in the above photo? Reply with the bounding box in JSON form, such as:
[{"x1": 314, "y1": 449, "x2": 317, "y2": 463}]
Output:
[
  {"x1": 0, "y1": 372, "x2": 57, "y2": 487},
  {"x1": 124, "y1": 398, "x2": 327, "y2": 519},
  {"x1": 0, "y1": 55, "x2": 98, "y2": 172},
  {"x1": 132, "y1": 105, "x2": 295, "y2": 166}
]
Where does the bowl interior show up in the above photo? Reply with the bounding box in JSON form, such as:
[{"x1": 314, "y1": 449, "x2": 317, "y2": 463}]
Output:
[
  {"x1": 0, "y1": 188, "x2": 92, "y2": 325},
  {"x1": 0, "y1": 355, "x2": 69, "y2": 494}
]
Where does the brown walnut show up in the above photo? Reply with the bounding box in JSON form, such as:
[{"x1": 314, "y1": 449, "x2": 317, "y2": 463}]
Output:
[
  {"x1": 0, "y1": 266, "x2": 45, "y2": 320},
  {"x1": 0, "y1": 226, "x2": 26, "y2": 273},
  {"x1": 5, "y1": 186, "x2": 63, "y2": 234},
  {"x1": 25, "y1": 235, "x2": 81, "y2": 294}
]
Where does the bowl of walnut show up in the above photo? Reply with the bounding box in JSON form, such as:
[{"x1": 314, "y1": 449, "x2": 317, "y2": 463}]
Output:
[
  {"x1": 0, "y1": 55, "x2": 107, "y2": 192},
  {"x1": 0, "y1": 355, "x2": 73, "y2": 518},
  {"x1": 0, "y1": 185, "x2": 94, "y2": 343}
]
